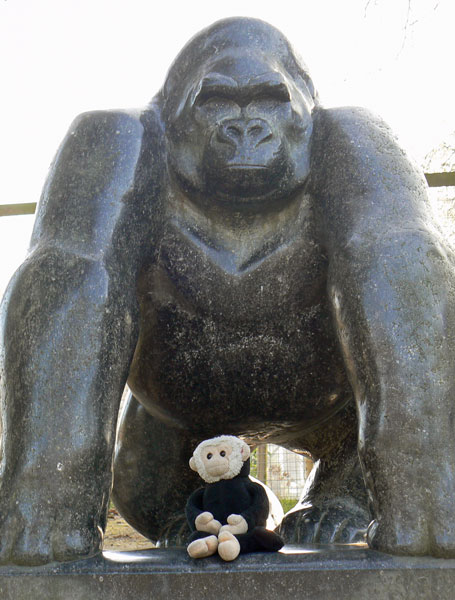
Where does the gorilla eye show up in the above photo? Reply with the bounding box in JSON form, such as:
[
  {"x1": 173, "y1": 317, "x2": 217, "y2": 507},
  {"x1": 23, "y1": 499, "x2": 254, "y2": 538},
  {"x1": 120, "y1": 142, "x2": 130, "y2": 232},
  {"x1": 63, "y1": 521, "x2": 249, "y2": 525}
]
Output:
[
  {"x1": 210, "y1": 96, "x2": 233, "y2": 106},
  {"x1": 250, "y1": 94, "x2": 289, "y2": 112},
  {"x1": 196, "y1": 95, "x2": 238, "y2": 113},
  {"x1": 220, "y1": 451, "x2": 226, "y2": 457},
  {"x1": 207, "y1": 453, "x2": 213, "y2": 459},
  {"x1": 201, "y1": 95, "x2": 224, "y2": 105}
]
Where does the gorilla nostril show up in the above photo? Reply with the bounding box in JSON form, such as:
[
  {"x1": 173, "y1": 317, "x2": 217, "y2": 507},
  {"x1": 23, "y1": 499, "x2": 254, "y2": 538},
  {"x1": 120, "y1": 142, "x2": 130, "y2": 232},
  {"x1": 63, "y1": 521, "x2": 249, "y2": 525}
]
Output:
[
  {"x1": 216, "y1": 123, "x2": 244, "y2": 146},
  {"x1": 247, "y1": 121, "x2": 273, "y2": 147},
  {"x1": 217, "y1": 119, "x2": 273, "y2": 148},
  {"x1": 226, "y1": 125, "x2": 242, "y2": 138},
  {"x1": 256, "y1": 132, "x2": 273, "y2": 146},
  {"x1": 247, "y1": 125, "x2": 263, "y2": 137}
]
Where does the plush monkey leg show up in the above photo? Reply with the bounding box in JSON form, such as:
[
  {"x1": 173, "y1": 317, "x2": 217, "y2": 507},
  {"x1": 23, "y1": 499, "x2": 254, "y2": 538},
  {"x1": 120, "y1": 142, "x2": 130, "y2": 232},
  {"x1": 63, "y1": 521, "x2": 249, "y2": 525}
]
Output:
[
  {"x1": 217, "y1": 531, "x2": 241, "y2": 561},
  {"x1": 187, "y1": 533, "x2": 218, "y2": 558},
  {"x1": 218, "y1": 528, "x2": 283, "y2": 560},
  {"x1": 235, "y1": 528, "x2": 284, "y2": 554},
  {"x1": 249, "y1": 528, "x2": 284, "y2": 552}
]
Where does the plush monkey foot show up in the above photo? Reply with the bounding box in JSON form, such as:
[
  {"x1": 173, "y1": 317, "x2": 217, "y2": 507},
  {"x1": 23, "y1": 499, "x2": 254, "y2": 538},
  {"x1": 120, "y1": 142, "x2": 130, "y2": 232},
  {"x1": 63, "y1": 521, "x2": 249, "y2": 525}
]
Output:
[
  {"x1": 217, "y1": 531, "x2": 241, "y2": 561},
  {"x1": 187, "y1": 535, "x2": 218, "y2": 559}
]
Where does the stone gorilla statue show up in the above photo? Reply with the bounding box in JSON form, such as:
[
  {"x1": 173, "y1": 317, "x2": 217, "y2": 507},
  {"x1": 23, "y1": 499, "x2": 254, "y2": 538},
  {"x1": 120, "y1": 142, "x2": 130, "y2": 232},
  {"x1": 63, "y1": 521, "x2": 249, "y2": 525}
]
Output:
[{"x1": 1, "y1": 17, "x2": 455, "y2": 565}]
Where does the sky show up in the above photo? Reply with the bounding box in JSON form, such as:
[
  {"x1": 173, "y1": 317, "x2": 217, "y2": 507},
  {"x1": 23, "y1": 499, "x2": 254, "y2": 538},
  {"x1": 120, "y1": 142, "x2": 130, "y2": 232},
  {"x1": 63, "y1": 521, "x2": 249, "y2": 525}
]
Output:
[{"x1": 1, "y1": 0, "x2": 454, "y2": 294}]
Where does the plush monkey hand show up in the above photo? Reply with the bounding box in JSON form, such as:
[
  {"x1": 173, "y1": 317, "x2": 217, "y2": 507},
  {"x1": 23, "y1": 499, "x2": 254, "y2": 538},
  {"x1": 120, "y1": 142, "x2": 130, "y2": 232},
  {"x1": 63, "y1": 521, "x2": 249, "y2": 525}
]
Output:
[
  {"x1": 219, "y1": 514, "x2": 248, "y2": 535},
  {"x1": 195, "y1": 511, "x2": 222, "y2": 535}
]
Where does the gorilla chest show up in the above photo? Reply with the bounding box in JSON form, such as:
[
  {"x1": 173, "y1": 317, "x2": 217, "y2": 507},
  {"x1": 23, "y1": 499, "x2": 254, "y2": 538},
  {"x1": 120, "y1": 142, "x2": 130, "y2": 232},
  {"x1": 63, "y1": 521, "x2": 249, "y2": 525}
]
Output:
[
  {"x1": 146, "y1": 218, "x2": 327, "y2": 320},
  {"x1": 129, "y1": 218, "x2": 347, "y2": 433}
]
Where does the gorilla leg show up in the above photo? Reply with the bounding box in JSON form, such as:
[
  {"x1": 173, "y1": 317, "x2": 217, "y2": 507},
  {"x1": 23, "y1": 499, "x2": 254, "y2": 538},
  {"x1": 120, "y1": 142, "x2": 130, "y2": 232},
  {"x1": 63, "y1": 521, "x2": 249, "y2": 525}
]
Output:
[
  {"x1": 279, "y1": 402, "x2": 370, "y2": 544},
  {"x1": 112, "y1": 392, "x2": 200, "y2": 544}
]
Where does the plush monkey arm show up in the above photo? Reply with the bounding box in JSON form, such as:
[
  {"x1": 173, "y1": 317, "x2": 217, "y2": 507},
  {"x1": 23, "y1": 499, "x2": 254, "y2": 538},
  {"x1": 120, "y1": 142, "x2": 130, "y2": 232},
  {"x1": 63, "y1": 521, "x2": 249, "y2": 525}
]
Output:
[
  {"x1": 219, "y1": 514, "x2": 248, "y2": 535},
  {"x1": 185, "y1": 487, "x2": 204, "y2": 531},
  {"x1": 239, "y1": 481, "x2": 270, "y2": 530},
  {"x1": 195, "y1": 512, "x2": 222, "y2": 535},
  {"x1": 219, "y1": 482, "x2": 269, "y2": 533},
  {"x1": 185, "y1": 488, "x2": 221, "y2": 534}
]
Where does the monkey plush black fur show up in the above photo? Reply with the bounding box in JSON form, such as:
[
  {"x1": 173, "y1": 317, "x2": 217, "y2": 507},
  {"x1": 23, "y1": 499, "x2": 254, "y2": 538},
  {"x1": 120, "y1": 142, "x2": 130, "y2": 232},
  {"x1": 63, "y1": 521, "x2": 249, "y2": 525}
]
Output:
[{"x1": 186, "y1": 436, "x2": 284, "y2": 560}]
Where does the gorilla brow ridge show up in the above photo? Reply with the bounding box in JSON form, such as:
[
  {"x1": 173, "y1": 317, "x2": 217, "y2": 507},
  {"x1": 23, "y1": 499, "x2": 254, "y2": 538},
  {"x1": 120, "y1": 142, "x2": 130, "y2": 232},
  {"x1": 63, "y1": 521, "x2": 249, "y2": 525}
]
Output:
[
  {"x1": 158, "y1": 17, "x2": 318, "y2": 115},
  {"x1": 193, "y1": 73, "x2": 292, "y2": 107}
]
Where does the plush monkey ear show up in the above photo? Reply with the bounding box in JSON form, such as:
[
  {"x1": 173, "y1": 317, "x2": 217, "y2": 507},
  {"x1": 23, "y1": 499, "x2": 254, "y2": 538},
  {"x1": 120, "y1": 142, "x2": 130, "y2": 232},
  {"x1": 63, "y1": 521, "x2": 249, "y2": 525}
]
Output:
[
  {"x1": 189, "y1": 456, "x2": 197, "y2": 471},
  {"x1": 240, "y1": 442, "x2": 251, "y2": 462}
]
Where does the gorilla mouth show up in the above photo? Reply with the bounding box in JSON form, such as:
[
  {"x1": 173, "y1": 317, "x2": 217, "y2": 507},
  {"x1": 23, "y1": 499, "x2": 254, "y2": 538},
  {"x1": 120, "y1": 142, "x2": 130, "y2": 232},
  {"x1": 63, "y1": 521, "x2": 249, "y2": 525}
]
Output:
[
  {"x1": 226, "y1": 165, "x2": 268, "y2": 169},
  {"x1": 203, "y1": 142, "x2": 291, "y2": 201},
  {"x1": 215, "y1": 165, "x2": 273, "y2": 198}
]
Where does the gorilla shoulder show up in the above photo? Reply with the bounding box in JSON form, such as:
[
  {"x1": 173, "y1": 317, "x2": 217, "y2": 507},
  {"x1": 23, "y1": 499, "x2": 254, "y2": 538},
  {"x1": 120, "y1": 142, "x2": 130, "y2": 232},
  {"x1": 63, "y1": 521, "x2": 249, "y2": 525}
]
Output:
[
  {"x1": 309, "y1": 106, "x2": 427, "y2": 214},
  {"x1": 311, "y1": 105, "x2": 421, "y2": 179},
  {"x1": 29, "y1": 106, "x2": 164, "y2": 258},
  {"x1": 61, "y1": 108, "x2": 147, "y2": 162}
]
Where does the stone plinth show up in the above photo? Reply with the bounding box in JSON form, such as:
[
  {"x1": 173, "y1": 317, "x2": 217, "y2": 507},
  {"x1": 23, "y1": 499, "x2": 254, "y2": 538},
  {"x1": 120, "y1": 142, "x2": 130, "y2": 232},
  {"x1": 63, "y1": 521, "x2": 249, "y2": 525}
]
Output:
[{"x1": 1, "y1": 545, "x2": 455, "y2": 599}]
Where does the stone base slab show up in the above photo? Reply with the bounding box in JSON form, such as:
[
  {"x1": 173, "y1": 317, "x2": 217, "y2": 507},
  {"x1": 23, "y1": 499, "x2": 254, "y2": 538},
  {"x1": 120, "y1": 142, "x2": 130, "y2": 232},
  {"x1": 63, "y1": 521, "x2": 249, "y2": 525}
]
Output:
[{"x1": 1, "y1": 544, "x2": 455, "y2": 599}]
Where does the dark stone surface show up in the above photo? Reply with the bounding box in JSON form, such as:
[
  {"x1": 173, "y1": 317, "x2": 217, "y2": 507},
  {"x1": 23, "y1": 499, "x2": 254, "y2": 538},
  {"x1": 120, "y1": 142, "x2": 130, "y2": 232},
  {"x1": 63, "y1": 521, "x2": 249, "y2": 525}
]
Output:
[
  {"x1": 1, "y1": 16, "x2": 455, "y2": 566},
  {"x1": 1, "y1": 546, "x2": 455, "y2": 599}
]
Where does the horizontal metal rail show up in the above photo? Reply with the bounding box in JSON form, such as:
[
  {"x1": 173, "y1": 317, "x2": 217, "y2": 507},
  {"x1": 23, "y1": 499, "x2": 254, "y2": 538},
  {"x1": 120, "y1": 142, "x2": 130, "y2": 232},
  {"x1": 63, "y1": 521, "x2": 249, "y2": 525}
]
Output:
[
  {"x1": 0, "y1": 173, "x2": 454, "y2": 218},
  {"x1": 0, "y1": 202, "x2": 37, "y2": 217},
  {"x1": 425, "y1": 172, "x2": 455, "y2": 187}
]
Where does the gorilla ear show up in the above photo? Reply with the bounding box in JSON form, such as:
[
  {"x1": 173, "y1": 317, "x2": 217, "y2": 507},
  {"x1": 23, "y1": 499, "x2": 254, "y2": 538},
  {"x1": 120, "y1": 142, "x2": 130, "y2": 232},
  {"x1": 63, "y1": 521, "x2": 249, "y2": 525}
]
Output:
[
  {"x1": 189, "y1": 457, "x2": 197, "y2": 471},
  {"x1": 240, "y1": 442, "x2": 251, "y2": 462}
]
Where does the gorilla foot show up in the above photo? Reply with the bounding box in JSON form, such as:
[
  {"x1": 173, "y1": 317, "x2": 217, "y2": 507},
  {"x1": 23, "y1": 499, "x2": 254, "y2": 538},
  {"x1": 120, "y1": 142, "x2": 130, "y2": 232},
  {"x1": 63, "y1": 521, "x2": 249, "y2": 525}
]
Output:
[
  {"x1": 279, "y1": 498, "x2": 369, "y2": 545},
  {"x1": 368, "y1": 514, "x2": 455, "y2": 558},
  {"x1": 365, "y1": 459, "x2": 455, "y2": 558},
  {"x1": 367, "y1": 520, "x2": 428, "y2": 557},
  {"x1": 0, "y1": 485, "x2": 103, "y2": 565}
]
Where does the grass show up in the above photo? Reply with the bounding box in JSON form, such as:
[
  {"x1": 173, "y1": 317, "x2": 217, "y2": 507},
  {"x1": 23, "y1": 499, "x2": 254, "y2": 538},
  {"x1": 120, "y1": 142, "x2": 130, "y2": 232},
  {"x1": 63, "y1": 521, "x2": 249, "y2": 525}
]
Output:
[{"x1": 280, "y1": 498, "x2": 297, "y2": 514}]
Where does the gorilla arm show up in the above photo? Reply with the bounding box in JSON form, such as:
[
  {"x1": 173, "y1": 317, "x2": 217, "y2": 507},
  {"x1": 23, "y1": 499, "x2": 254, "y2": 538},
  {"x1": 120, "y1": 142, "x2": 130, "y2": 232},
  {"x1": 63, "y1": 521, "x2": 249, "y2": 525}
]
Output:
[
  {"x1": 0, "y1": 107, "x2": 162, "y2": 564},
  {"x1": 311, "y1": 107, "x2": 455, "y2": 557}
]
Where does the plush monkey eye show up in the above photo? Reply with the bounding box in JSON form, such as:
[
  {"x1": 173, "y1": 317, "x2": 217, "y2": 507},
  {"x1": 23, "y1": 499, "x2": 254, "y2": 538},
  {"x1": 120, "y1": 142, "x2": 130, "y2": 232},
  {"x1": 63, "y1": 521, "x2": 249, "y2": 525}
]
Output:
[
  {"x1": 207, "y1": 453, "x2": 213, "y2": 459},
  {"x1": 220, "y1": 451, "x2": 226, "y2": 457}
]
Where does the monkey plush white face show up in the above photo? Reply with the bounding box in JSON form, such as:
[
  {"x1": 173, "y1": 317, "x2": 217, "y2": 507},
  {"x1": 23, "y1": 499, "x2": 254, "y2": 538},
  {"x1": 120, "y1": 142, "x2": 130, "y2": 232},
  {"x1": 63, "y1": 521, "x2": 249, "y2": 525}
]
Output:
[{"x1": 189, "y1": 436, "x2": 251, "y2": 484}]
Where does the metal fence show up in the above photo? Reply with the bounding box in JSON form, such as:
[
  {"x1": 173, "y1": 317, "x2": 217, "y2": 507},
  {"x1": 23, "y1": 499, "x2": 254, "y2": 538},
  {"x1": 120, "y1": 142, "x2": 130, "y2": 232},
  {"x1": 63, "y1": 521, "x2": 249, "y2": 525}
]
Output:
[{"x1": 251, "y1": 445, "x2": 313, "y2": 512}]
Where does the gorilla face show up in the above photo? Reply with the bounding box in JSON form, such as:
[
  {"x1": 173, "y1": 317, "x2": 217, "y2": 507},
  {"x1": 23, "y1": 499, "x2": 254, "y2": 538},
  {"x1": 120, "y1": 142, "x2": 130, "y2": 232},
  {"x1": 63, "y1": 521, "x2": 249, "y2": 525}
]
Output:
[{"x1": 164, "y1": 51, "x2": 314, "y2": 207}]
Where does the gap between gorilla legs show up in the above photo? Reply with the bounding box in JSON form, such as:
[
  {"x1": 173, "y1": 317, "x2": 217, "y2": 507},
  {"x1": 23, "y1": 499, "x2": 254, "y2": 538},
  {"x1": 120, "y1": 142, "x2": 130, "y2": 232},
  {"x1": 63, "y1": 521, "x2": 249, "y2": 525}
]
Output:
[{"x1": 112, "y1": 392, "x2": 202, "y2": 544}]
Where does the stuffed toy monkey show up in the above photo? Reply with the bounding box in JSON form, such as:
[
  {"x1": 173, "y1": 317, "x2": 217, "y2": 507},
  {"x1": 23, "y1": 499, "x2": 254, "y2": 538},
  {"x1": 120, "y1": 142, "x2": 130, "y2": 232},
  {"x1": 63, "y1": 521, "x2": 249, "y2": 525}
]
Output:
[{"x1": 186, "y1": 435, "x2": 284, "y2": 561}]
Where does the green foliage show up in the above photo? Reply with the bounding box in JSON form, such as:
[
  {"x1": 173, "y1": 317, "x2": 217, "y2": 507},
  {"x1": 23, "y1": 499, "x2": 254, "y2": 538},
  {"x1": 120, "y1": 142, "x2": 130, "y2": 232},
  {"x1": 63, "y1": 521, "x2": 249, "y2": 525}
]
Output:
[
  {"x1": 280, "y1": 498, "x2": 297, "y2": 514},
  {"x1": 250, "y1": 447, "x2": 258, "y2": 478}
]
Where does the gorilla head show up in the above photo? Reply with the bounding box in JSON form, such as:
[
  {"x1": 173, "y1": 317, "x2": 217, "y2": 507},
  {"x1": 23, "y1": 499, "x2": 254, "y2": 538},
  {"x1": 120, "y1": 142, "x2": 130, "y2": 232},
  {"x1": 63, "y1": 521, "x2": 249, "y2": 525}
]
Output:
[{"x1": 159, "y1": 18, "x2": 318, "y2": 206}]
